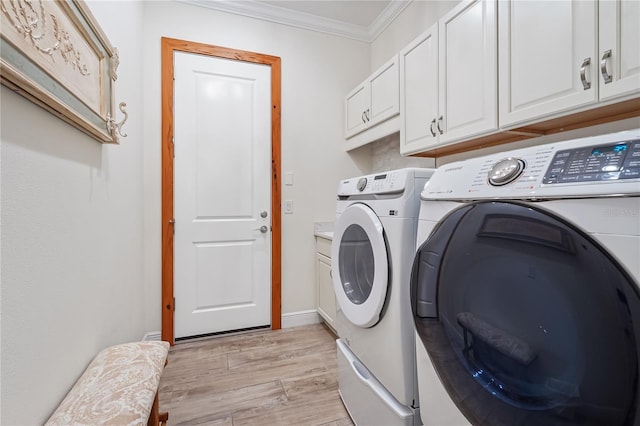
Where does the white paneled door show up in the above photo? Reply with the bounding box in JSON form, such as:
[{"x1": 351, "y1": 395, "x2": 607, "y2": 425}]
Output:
[{"x1": 173, "y1": 51, "x2": 272, "y2": 339}]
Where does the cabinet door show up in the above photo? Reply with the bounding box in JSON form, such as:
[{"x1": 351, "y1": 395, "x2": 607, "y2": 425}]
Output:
[
  {"x1": 368, "y1": 56, "x2": 400, "y2": 128},
  {"x1": 598, "y1": 0, "x2": 640, "y2": 102},
  {"x1": 316, "y1": 253, "x2": 337, "y2": 332},
  {"x1": 400, "y1": 23, "x2": 439, "y2": 155},
  {"x1": 344, "y1": 83, "x2": 369, "y2": 138},
  {"x1": 439, "y1": 0, "x2": 497, "y2": 144},
  {"x1": 499, "y1": 0, "x2": 597, "y2": 128}
]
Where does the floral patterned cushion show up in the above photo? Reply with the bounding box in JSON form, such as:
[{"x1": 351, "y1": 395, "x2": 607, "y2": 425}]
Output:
[{"x1": 45, "y1": 341, "x2": 169, "y2": 426}]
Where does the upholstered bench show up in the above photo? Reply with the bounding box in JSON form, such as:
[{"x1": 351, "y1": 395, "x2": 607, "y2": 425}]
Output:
[{"x1": 45, "y1": 341, "x2": 170, "y2": 426}]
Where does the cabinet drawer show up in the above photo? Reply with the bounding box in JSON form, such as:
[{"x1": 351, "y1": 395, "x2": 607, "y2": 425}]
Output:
[{"x1": 316, "y1": 236, "x2": 332, "y2": 258}]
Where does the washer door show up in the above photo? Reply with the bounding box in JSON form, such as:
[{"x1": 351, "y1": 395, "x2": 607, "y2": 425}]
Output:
[
  {"x1": 332, "y1": 203, "x2": 389, "y2": 328},
  {"x1": 410, "y1": 201, "x2": 640, "y2": 425}
]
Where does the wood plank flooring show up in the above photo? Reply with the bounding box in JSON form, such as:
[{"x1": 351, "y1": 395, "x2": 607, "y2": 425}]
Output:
[{"x1": 158, "y1": 324, "x2": 354, "y2": 426}]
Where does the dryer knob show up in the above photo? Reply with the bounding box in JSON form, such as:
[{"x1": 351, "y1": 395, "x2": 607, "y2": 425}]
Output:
[
  {"x1": 488, "y1": 158, "x2": 525, "y2": 186},
  {"x1": 357, "y1": 177, "x2": 368, "y2": 192}
]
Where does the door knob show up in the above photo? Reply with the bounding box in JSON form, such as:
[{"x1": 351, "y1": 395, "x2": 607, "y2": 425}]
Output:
[
  {"x1": 260, "y1": 210, "x2": 268, "y2": 218},
  {"x1": 254, "y1": 225, "x2": 268, "y2": 233}
]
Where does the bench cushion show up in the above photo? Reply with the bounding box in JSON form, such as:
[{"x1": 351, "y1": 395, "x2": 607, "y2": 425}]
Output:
[{"x1": 46, "y1": 341, "x2": 169, "y2": 426}]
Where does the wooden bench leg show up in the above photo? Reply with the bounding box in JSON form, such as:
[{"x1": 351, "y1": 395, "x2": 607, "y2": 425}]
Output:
[
  {"x1": 148, "y1": 393, "x2": 168, "y2": 426},
  {"x1": 152, "y1": 354, "x2": 170, "y2": 425}
]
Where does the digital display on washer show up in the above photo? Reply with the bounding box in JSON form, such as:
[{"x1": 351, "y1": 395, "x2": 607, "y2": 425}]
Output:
[
  {"x1": 374, "y1": 174, "x2": 387, "y2": 180},
  {"x1": 543, "y1": 138, "x2": 640, "y2": 184}
]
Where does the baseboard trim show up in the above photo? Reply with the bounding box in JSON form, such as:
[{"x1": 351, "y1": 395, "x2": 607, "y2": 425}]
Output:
[
  {"x1": 142, "y1": 331, "x2": 162, "y2": 341},
  {"x1": 146, "y1": 312, "x2": 320, "y2": 339},
  {"x1": 281, "y1": 310, "x2": 321, "y2": 329}
]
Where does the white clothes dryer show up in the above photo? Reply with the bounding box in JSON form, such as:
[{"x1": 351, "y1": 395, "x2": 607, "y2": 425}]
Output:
[
  {"x1": 332, "y1": 168, "x2": 434, "y2": 426},
  {"x1": 410, "y1": 129, "x2": 640, "y2": 425}
]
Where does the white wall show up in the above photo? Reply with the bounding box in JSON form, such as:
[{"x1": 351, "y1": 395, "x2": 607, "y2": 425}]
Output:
[
  {"x1": 140, "y1": 1, "x2": 371, "y2": 326},
  {"x1": 372, "y1": 0, "x2": 459, "y2": 71},
  {"x1": 0, "y1": 1, "x2": 146, "y2": 423},
  {"x1": 369, "y1": 132, "x2": 435, "y2": 172}
]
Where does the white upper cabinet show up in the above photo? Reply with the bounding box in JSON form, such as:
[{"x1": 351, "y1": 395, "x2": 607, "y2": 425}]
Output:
[
  {"x1": 369, "y1": 58, "x2": 400, "y2": 126},
  {"x1": 499, "y1": 1, "x2": 598, "y2": 128},
  {"x1": 400, "y1": 0, "x2": 497, "y2": 155},
  {"x1": 399, "y1": 23, "x2": 439, "y2": 155},
  {"x1": 439, "y1": 0, "x2": 498, "y2": 144},
  {"x1": 598, "y1": 0, "x2": 640, "y2": 102},
  {"x1": 344, "y1": 56, "x2": 399, "y2": 140},
  {"x1": 345, "y1": 84, "x2": 369, "y2": 138},
  {"x1": 500, "y1": 0, "x2": 639, "y2": 129}
]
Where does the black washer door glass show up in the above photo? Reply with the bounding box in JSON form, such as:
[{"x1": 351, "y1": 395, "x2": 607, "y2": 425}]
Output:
[
  {"x1": 338, "y1": 224, "x2": 375, "y2": 305},
  {"x1": 412, "y1": 201, "x2": 640, "y2": 425}
]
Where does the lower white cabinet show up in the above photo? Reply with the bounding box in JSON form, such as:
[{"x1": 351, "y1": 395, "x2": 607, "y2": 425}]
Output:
[{"x1": 316, "y1": 236, "x2": 337, "y2": 334}]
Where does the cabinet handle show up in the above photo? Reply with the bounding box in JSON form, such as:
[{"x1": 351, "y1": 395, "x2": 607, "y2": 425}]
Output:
[
  {"x1": 366, "y1": 108, "x2": 370, "y2": 122},
  {"x1": 361, "y1": 111, "x2": 367, "y2": 124},
  {"x1": 437, "y1": 116, "x2": 444, "y2": 135},
  {"x1": 580, "y1": 57, "x2": 591, "y2": 90},
  {"x1": 600, "y1": 50, "x2": 613, "y2": 84},
  {"x1": 430, "y1": 119, "x2": 437, "y2": 137}
]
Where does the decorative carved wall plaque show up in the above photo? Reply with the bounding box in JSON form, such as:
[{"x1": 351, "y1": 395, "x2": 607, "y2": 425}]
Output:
[{"x1": 1, "y1": 0, "x2": 127, "y2": 143}]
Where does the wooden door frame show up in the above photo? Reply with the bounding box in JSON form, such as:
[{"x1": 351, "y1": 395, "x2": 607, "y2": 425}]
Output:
[{"x1": 161, "y1": 37, "x2": 282, "y2": 345}]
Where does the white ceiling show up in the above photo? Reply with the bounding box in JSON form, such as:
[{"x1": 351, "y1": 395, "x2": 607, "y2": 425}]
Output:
[{"x1": 179, "y1": 0, "x2": 411, "y2": 42}]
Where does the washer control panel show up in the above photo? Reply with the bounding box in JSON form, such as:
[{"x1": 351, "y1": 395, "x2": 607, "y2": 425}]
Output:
[
  {"x1": 422, "y1": 129, "x2": 640, "y2": 200},
  {"x1": 356, "y1": 177, "x2": 368, "y2": 192},
  {"x1": 338, "y1": 170, "x2": 403, "y2": 196}
]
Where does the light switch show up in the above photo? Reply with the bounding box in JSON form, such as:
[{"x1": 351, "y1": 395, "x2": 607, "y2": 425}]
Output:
[
  {"x1": 284, "y1": 200, "x2": 293, "y2": 214},
  {"x1": 285, "y1": 172, "x2": 294, "y2": 186}
]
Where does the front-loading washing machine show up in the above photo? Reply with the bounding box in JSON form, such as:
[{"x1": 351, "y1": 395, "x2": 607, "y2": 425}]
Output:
[
  {"x1": 332, "y1": 167, "x2": 434, "y2": 426},
  {"x1": 410, "y1": 128, "x2": 640, "y2": 425}
]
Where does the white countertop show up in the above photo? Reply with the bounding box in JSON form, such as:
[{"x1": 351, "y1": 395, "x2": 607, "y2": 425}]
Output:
[
  {"x1": 315, "y1": 231, "x2": 333, "y2": 240},
  {"x1": 314, "y1": 222, "x2": 333, "y2": 240}
]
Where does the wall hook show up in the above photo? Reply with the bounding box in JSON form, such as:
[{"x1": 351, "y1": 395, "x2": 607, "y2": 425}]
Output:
[{"x1": 106, "y1": 102, "x2": 128, "y2": 142}]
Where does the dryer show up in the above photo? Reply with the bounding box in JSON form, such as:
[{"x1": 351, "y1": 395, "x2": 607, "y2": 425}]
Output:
[
  {"x1": 410, "y1": 129, "x2": 640, "y2": 425},
  {"x1": 332, "y1": 168, "x2": 434, "y2": 426}
]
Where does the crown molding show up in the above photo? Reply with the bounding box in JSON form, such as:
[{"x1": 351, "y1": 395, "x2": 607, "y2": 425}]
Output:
[
  {"x1": 369, "y1": 1, "x2": 411, "y2": 42},
  {"x1": 177, "y1": 0, "x2": 411, "y2": 43}
]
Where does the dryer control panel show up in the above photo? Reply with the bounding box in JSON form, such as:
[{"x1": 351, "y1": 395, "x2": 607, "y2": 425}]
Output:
[
  {"x1": 422, "y1": 129, "x2": 640, "y2": 200},
  {"x1": 542, "y1": 139, "x2": 640, "y2": 184}
]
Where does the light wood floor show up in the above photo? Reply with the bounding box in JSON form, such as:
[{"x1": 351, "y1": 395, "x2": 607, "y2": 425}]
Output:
[{"x1": 158, "y1": 324, "x2": 354, "y2": 426}]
